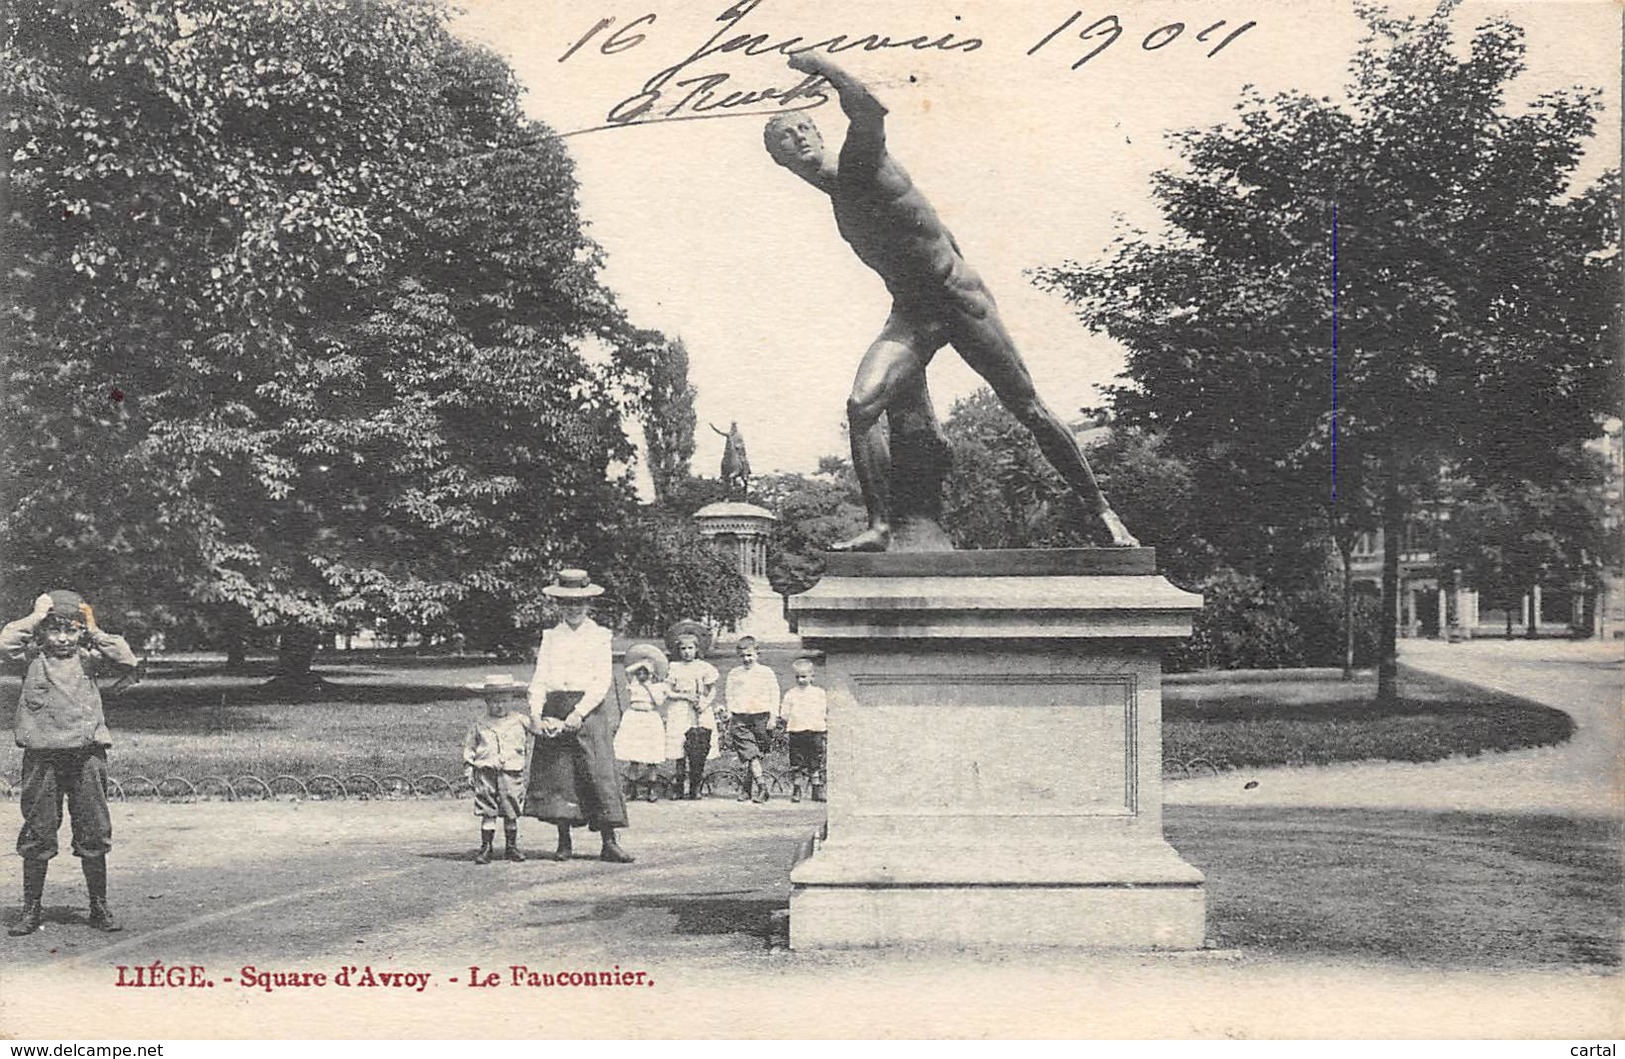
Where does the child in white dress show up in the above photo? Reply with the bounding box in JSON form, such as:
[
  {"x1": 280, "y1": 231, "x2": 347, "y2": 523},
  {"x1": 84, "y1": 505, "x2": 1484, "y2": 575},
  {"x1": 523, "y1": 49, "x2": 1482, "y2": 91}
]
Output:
[{"x1": 614, "y1": 644, "x2": 669, "y2": 803}]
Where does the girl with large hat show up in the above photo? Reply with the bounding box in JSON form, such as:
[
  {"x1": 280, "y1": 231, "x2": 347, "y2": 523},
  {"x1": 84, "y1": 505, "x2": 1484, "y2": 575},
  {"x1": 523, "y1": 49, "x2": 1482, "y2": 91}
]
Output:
[{"x1": 523, "y1": 568, "x2": 633, "y2": 863}]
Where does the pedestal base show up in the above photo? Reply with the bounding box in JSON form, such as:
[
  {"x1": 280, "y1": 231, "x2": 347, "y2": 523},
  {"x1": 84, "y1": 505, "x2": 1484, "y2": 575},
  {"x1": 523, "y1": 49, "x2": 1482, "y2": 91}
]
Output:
[
  {"x1": 788, "y1": 549, "x2": 1206, "y2": 950},
  {"x1": 790, "y1": 831, "x2": 1205, "y2": 949},
  {"x1": 718, "y1": 578, "x2": 797, "y2": 645}
]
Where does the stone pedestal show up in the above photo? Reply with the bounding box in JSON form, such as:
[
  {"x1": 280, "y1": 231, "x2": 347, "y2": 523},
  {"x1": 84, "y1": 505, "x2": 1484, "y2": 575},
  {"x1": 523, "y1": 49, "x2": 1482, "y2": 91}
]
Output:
[{"x1": 787, "y1": 548, "x2": 1205, "y2": 949}]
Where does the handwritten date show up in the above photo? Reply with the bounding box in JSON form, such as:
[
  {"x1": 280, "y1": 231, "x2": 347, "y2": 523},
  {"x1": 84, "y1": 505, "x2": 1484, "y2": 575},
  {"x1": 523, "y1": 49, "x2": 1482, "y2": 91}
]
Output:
[{"x1": 1029, "y1": 12, "x2": 1257, "y2": 68}]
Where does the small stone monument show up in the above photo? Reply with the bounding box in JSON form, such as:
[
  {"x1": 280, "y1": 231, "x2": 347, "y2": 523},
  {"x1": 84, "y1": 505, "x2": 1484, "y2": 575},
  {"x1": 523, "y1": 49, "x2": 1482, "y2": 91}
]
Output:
[{"x1": 693, "y1": 500, "x2": 795, "y2": 643}]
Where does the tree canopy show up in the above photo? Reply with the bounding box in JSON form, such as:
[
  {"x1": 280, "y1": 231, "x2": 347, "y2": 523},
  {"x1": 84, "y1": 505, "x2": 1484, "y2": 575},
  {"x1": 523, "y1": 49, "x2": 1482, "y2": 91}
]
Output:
[
  {"x1": 1038, "y1": 1, "x2": 1620, "y2": 696},
  {"x1": 939, "y1": 390, "x2": 1207, "y2": 578},
  {"x1": 2, "y1": 0, "x2": 739, "y2": 673},
  {"x1": 1435, "y1": 446, "x2": 1621, "y2": 622},
  {"x1": 757, "y1": 461, "x2": 866, "y2": 599},
  {"x1": 619, "y1": 328, "x2": 698, "y2": 508}
]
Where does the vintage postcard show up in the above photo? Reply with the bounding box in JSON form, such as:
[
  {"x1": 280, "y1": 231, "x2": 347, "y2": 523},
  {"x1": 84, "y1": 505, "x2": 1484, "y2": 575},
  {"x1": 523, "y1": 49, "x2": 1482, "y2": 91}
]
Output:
[{"x1": 1, "y1": 0, "x2": 1620, "y2": 1043}]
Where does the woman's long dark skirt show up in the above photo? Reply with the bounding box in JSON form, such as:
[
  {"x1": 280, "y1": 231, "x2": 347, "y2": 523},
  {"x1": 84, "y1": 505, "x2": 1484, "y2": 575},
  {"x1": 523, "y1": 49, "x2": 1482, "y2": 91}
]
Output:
[{"x1": 524, "y1": 703, "x2": 628, "y2": 831}]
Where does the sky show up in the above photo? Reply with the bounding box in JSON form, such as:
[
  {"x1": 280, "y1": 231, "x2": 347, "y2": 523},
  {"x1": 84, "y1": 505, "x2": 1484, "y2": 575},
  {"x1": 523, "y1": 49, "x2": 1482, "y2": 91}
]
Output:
[{"x1": 450, "y1": 0, "x2": 1621, "y2": 481}]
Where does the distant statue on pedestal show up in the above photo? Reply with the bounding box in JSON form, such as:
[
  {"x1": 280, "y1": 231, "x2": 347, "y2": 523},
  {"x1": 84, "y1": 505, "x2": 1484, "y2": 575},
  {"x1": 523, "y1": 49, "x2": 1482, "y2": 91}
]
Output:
[
  {"x1": 762, "y1": 53, "x2": 1139, "y2": 553},
  {"x1": 711, "y1": 421, "x2": 752, "y2": 501}
]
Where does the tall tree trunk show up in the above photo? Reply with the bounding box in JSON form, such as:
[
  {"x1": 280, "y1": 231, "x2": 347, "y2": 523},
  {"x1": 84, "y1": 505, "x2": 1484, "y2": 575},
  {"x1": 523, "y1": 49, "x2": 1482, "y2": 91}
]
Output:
[
  {"x1": 1377, "y1": 470, "x2": 1403, "y2": 704},
  {"x1": 222, "y1": 608, "x2": 249, "y2": 670},
  {"x1": 1337, "y1": 534, "x2": 1356, "y2": 680},
  {"x1": 1580, "y1": 565, "x2": 1597, "y2": 638},
  {"x1": 279, "y1": 627, "x2": 320, "y2": 677},
  {"x1": 261, "y1": 626, "x2": 329, "y2": 698}
]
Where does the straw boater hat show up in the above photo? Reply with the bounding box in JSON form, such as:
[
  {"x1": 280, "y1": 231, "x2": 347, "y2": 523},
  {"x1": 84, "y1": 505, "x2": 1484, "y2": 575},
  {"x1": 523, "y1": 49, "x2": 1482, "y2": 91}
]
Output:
[
  {"x1": 622, "y1": 642, "x2": 669, "y2": 682},
  {"x1": 542, "y1": 568, "x2": 604, "y2": 599},
  {"x1": 463, "y1": 674, "x2": 527, "y2": 696}
]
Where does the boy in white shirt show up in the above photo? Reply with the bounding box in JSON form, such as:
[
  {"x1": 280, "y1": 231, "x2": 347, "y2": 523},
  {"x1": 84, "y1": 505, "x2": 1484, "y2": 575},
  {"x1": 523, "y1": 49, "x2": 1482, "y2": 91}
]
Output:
[
  {"x1": 781, "y1": 658, "x2": 829, "y2": 803},
  {"x1": 722, "y1": 636, "x2": 780, "y2": 804}
]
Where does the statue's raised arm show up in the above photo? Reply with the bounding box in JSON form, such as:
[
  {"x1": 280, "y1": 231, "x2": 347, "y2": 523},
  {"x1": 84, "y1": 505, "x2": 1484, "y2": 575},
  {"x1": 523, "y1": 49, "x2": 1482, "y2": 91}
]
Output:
[{"x1": 787, "y1": 52, "x2": 886, "y2": 168}]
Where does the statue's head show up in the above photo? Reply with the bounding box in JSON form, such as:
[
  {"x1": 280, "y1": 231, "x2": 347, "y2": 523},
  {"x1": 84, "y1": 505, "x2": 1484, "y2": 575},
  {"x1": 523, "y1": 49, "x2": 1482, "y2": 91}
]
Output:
[{"x1": 764, "y1": 113, "x2": 826, "y2": 178}]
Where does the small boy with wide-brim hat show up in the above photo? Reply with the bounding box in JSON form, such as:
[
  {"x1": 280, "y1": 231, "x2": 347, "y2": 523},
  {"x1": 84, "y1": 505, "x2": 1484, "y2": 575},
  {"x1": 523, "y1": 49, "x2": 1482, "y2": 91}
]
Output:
[{"x1": 461, "y1": 674, "x2": 537, "y2": 864}]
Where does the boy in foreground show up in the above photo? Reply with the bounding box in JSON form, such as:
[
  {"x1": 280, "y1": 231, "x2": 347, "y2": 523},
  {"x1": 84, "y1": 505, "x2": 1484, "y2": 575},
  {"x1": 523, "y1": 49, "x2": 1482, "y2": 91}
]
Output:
[{"x1": 4, "y1": 591, "x2": 139, "y2": 936}]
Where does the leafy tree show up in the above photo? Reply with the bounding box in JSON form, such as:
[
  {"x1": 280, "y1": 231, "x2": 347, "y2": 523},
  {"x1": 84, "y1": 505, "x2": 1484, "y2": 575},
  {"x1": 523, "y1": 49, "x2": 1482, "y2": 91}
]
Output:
[
  {"x1": 941, "y1": 389, "x2": 1091, "y2": 550},
  {"x1": 618, "y1": 329, "x2": 698, "y2": 507},
  {"x1": 2, "y1": 0, "x2": 678, "y2": 690},
  {"x1": 658, "y1": 474, "x2": 728, "y2": 517},
  {"x1": 1038, "y1": 2, "x2": 1620, "y2": 700},
  {"x1": 1168, "y1": 567, "x2": 1380, "y2": 672},
  {"x1": 592, "y1": 512, "x2": 750, "y2": 637},
  {"x1": 1085, "y1": 424, "x2": 1210, "y2": 588},
  {"x1": 939, "y1": 390, "x2": 1207, "y2": 576},
  {"x1": 756, "y1": 465, "x2": 865, "y2": 597}
]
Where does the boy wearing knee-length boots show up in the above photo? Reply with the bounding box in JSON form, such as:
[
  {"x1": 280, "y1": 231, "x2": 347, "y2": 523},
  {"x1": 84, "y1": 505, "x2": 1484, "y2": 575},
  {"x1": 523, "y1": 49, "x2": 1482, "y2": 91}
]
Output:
[
  {"x1": 4, "y1": 591, "x2": 140, "y2": 937},
  {"x1": 462, "y1": 675, "x2": 539, "y2": 864}
]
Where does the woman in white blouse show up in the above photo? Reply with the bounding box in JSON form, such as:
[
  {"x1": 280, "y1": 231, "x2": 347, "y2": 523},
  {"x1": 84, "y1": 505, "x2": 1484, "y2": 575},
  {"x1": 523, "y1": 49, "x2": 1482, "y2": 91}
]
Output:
[{"x1": 523, "y1": 569, "x2": 633, "y2": 863}]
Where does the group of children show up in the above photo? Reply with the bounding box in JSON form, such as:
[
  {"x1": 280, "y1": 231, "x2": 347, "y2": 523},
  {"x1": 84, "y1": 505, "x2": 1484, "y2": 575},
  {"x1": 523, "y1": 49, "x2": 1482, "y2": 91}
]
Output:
[
  {"x1": 612, "y1": 634, "x2": 829, "y2": 806},
  {"x1": 461, "y1": 631, "x2": 829, "y2": 866}
]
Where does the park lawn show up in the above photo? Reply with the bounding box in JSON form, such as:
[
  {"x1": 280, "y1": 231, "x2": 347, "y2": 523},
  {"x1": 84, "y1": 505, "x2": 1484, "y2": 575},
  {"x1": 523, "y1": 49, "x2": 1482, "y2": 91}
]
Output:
[
  {"x1": 0, "y1": 651, "x2": 1577, "y2": 786},
  {"x1": 1167, "y1": 805, "x2": 1623, "y2": 967}
]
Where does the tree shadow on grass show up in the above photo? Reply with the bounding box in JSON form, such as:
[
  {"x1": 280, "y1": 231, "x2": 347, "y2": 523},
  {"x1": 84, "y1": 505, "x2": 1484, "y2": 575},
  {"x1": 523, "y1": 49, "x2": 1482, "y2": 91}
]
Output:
[
  {"x1": 0, "y1": 673, "x2": 475, "y2": 740},
  {"x1": 519, "y1": 891, "x2": 783, "y2": 941},
  {"x1": 1164, "y1": 685, "x2": 1572, "y2": 727},
  {"x1": 1163, "y1": 668, "x2": 1575, "y2": 766},
  {"x1": 0, "y1": 673, "x2": 477, "y2": 711}
]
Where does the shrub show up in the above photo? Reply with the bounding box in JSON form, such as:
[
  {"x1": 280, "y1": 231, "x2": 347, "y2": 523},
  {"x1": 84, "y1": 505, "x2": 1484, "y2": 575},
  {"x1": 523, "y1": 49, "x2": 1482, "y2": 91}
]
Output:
[{"x1": 1168, "y1": 568, "x2": 1383, "y2": 672}]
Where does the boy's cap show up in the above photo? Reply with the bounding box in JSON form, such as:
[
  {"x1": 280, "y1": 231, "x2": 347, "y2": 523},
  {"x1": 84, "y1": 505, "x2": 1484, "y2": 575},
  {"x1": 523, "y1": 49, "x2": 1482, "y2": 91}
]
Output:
[
  {"x1": 463, "y1": 674, "x2": 526, "y2": 696},
  {"x1": 46, "y1": 590, "x2": 87, "y2": 621},
  {"x1": 791, "y1": 658, "x2": 817, "y2": 675}
]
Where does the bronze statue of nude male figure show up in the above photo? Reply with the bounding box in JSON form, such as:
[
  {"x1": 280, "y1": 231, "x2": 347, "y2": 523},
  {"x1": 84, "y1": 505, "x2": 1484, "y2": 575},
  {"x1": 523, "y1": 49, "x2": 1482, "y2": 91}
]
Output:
[{"x1": 764, "y1": 52, "x2": 1138, "y2": 552}]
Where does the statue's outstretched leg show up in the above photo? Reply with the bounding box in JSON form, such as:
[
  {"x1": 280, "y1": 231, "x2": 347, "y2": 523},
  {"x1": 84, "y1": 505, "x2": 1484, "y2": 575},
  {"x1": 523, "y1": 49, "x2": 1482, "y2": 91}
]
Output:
[
  {"x1": 830, "y1": 317, "x2": 942, "y2": 553},
  {"x1": 1094, "y1": 504, "x2": 1140, "y2": 547},
  {"x1": 950, "y1": 304, "x2": 1140, "y2": 548}
]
